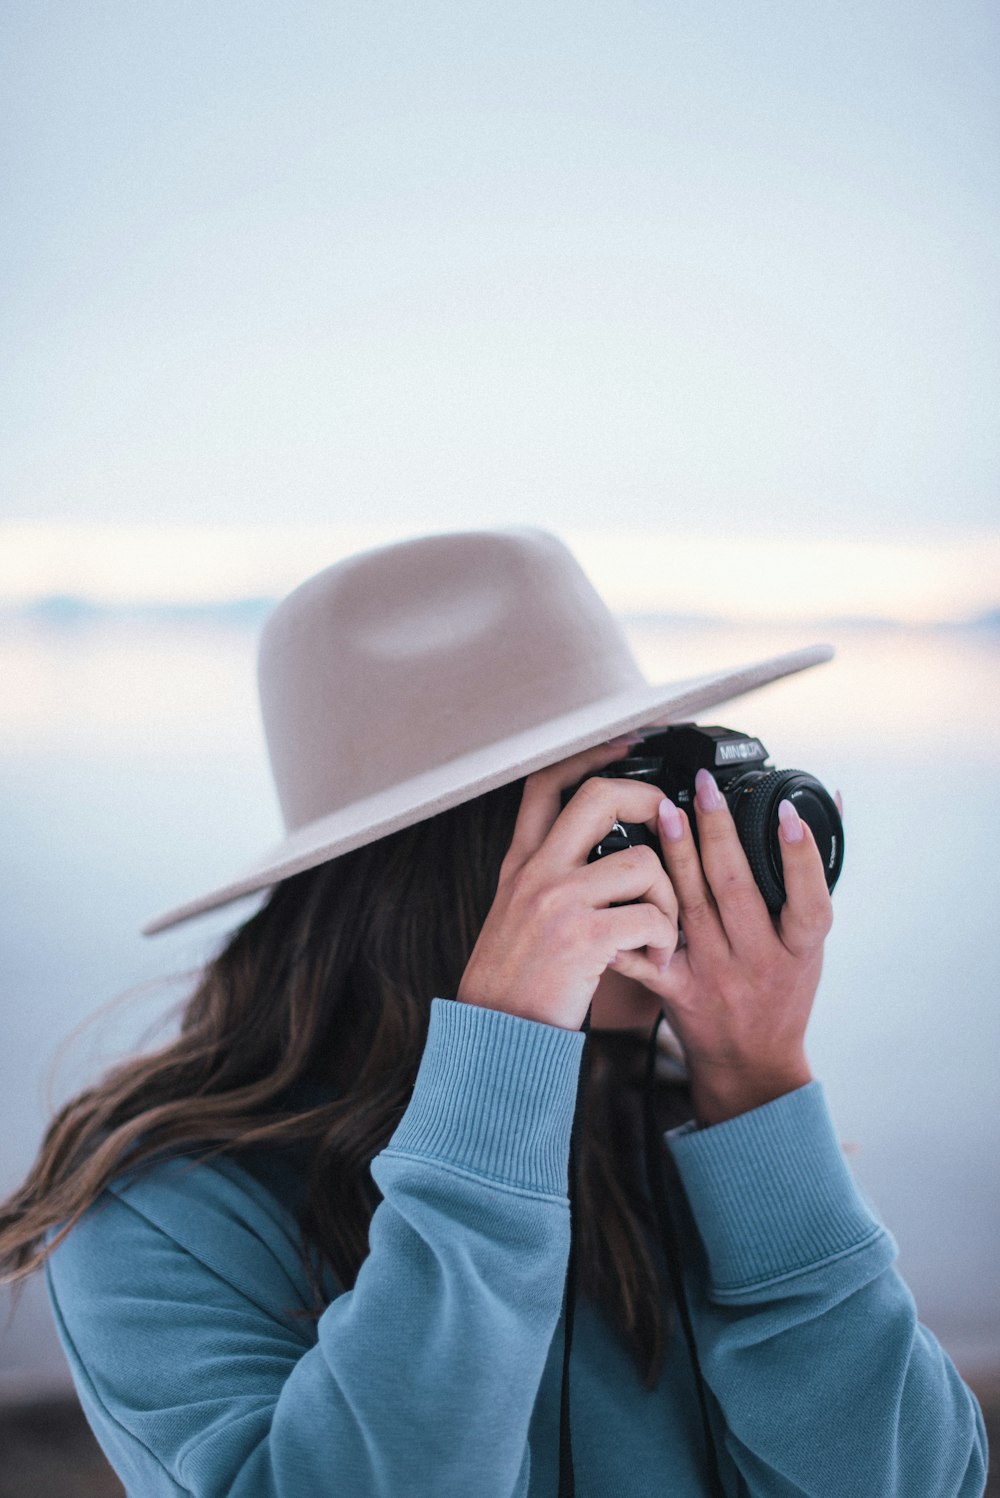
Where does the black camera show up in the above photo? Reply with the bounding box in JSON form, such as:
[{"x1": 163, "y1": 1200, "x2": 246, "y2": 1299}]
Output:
[{"x1": 560, "y1": 723, "x2": 844, "y2": 913}]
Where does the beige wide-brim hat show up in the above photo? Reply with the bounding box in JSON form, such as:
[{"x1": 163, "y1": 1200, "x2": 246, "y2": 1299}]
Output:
[{"x1": 143, "y1": 527, "x2": 833, "y2": 935}]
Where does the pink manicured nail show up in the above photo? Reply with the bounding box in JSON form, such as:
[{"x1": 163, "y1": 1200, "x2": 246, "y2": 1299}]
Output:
[
  {"x1": 658, "y1": 797, "x2": 685, "y2": 842},
  {"x1": 778, "y1": 799, "x2": 804, "y2": 843},
  {"x1": 694, "y1": 768, "x2": 724, "y2": 812}
]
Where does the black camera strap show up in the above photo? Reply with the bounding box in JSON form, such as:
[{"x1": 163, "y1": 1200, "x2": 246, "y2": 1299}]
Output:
[
  {"x1": 557, "y1": 1009, "x2": 726, "y2": 1498},
  {"x1": 643, "y1": 1014, "x2": 727, "y2": 1498},
  {"x1": 557, "y1": 1002, "x2": 591, "y2": 1498}
]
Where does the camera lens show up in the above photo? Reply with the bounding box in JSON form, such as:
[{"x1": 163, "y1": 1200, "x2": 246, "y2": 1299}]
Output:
[{"x1": 728, "y1": 769, "x2": 844, "y2": 913}]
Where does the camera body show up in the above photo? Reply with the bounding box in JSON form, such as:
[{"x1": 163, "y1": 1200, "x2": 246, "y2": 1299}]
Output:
[{"x1": 560, "y1": 723, "x2": 843, "y2": 913}]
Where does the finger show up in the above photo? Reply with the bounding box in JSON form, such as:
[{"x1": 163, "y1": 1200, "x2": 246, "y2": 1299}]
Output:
[
  {"x1": 611, "y1": 939, "x2": 693, "y2": 1001},
  {"x1": 592, "y1": 902, "x2": 678, "y2": 970},
  {"x1": 536, "y1": 774, "x2": 667, "y2": 875},
  {"x1": 500, "y1": 736, "x2": 644, "y2": 880},
  {"x1": 655, "y1": 797, "x2": 728, "y2": 958},
  {"x1": 776, "y1": 800, "x2": 834, "y2": 957},
  {"x1": 689, "y1": 769, "x2": 774, "y2": 955},
  {"x1": 569, "y1": 841, "x2": 677, "y2": 914},
  {"x1": 569, "y1": 844, "x2": 679, "y2": 965}
]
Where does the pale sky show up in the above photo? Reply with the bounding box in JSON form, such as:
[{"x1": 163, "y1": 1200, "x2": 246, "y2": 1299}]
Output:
[{"x1": 2, "y1": 2, "x2": 999, "y2": 551}]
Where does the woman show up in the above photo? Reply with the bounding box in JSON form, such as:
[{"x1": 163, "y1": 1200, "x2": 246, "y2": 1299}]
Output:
[{"x1": 0, "y1": 527, "x2": 987, "y2": 1496}]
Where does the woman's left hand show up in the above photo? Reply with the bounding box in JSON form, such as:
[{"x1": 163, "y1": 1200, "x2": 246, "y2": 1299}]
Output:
[{"x1": 609, "y1": 769, "x2": 835, "y2": 1126}]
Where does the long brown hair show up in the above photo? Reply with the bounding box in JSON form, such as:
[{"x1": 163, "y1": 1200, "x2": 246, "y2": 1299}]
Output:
[{"x1": 0, "y1": 777, "x2": 691, "y2": 1387}]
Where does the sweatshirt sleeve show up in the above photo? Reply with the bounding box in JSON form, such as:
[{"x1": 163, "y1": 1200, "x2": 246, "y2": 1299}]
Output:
[
  {"x1": 665, "y1": 1080, "x2": 989, "y2": 1498},
  {"x1": 45, "y1": 998, "x2": 585, "y2": 1498}
]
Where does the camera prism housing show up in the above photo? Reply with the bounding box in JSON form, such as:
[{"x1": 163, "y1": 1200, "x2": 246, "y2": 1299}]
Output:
[{"x1": 560, "y1": 723, "x2": 844, "y2": 913}]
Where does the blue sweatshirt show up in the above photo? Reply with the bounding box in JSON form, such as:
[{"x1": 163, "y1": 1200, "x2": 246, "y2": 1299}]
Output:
[{"x1": 46, "y1": 997, "x2": 987, "y2": 1496}]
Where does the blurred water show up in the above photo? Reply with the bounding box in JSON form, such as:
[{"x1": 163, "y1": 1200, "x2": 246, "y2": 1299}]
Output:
[{"x1": 1, "y1": 615, "x2": 998, "y2": 1396}]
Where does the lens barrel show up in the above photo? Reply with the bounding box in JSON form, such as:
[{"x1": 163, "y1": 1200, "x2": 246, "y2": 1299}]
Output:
[{"x1": 728, "y1": 769, "x2": 844, "y2": 913}]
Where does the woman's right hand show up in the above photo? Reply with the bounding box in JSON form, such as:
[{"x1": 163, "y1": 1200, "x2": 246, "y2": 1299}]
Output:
[{"x1": 456, "y1": 738, "x2": 679, "y2": 1030}]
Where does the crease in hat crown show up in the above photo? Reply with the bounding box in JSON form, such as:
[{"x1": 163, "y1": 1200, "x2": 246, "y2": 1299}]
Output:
[
  {"x1": 143, "y1": 525, "x2": 834, "y2": 934},
  {"x1": 257, "y1": 527, "x2": 645, "y2": 833}
]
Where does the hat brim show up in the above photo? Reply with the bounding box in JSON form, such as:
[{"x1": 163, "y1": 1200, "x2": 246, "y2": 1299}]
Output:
[{"x1": 142, "y1": 643, "x2": 833, "y2": 934}]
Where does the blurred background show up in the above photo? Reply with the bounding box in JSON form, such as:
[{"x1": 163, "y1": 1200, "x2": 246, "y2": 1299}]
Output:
[{"x1": 2, "y1": 1, "x2": 998, "y2": 1492}]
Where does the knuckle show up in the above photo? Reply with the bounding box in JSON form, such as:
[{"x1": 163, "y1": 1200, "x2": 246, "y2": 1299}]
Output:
[
  {"x1": 653, "y1": 880, "x2": 679, "y2": 921},
  {"x1": 550, "y1": 893, "x2": 597, "y2": 948},
  {"x1": 539, "y1": 902, "x2": 578, "y2": 950},
  {"x1": 582, "y1": 911, "x2": 612, "y2": 949},
  {"x1": 575, "y1": 775, "x2": 609, "y2": 811},
  {"x1": 609, "y1": 846, "x2": 641, "y2": 878},
  {"x1": 785, "y1": 900, "x2": 833, "y2": 950},
  {"x1": 800, "y1": 897, "x2": 834, "y2": 937},
  {"x1": 550, "y1": 904, "x2": 589, "y2": 952},
  {"x1": 636, "y1": 842, "x2": 665, "y2": 875},
  {"x1": 652, "y1": 909, "x2": 678, "y2": 944},
  {"x1": 697, "y1": 811, "x2": 732, "y2": 843},
  {"x1": 615, "y1": 844, "x2": 659, "y2": 879},
  {"x1": 527, "y1": 880, "x2": 563, "y2": 922},
  {"x1": 720, "y1": 878, "x2": 763, "y2": 917},
  {"x1": 680, "y1": 893, "x2": 714, "y2": 926},
  {"x1": 509, "y1": 866, "x2": 548, "y2": 917}
]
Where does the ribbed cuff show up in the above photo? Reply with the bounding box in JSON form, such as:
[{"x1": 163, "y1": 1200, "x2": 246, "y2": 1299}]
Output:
[
  {"x1": 666, "y1": 1081, "x2": 884, "y2": 1296},
  {"x1": 385, "y1": 998, "x2": 585, "y2": 1197}
]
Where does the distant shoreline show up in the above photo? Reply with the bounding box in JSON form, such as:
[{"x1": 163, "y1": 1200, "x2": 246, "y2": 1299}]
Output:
[
  {"x1": 2, "y1": 595, "x2": 998, "y2": 634},
  {"x1": 5, "y1": 593, "x2": 999, "y2": 635}
]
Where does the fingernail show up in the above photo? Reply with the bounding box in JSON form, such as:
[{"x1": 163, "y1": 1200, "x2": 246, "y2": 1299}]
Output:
[
  {"x1": 835, "y1": 789, "x2": 844, "y2": 816},
  {"x1": 694, "y1": 768, "x2": 724, "y2": 812},
  {"x1": 778, "y1": 798, "x2": 804, "y2": 843},
  {"x1": 658, "y1": 797, "x2": 685, "y2": 842},
  {"x1": 603, "y1": 733, "x2": 644, "y2": 749}
]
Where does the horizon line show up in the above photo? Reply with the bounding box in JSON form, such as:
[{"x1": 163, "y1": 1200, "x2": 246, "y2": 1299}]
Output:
[
  {"x1": 4, "y1": 592, "x2": 998, "y2": 634},
  {"x1": 3, "y1": 522, "x2": 1000, "y2": 628}
]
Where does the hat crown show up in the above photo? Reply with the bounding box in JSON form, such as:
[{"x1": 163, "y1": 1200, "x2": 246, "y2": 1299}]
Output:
[{"x1": 257, "y1": 527, "x2": 644, "y2": 831}]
